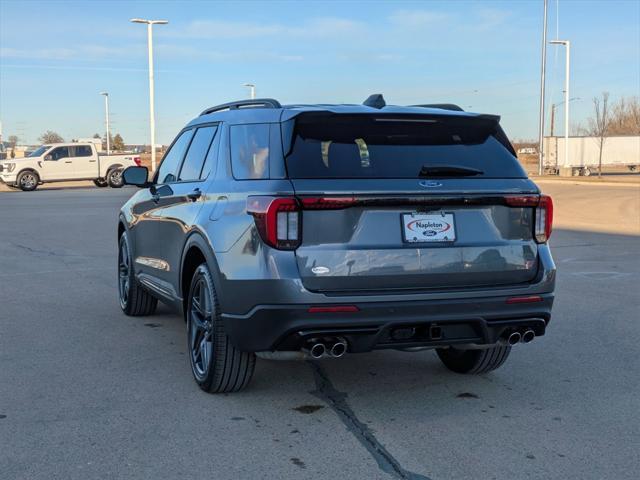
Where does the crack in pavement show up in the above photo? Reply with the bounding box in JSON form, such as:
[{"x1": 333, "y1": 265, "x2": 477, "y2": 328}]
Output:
[{"x1": 308, "y1": 361, "x2": 430, "y2": 480}]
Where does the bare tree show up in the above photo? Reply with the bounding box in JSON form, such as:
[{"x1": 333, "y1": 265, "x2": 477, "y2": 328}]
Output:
[
  {"x1": 607, "y1": 96, "x2": 640, "y2": 135},
  {"x1": 587, "y1": 92, "x2": 610, "y2": 178},
  {"x1": 38, "y1": 131, "x2": 64, "y2": 144},
  {"x1": 8, "y1": 135, "x2": 18, "y2": 148}
]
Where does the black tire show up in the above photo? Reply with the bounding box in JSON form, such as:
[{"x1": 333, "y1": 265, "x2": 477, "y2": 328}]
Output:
[
  {"x1": 107, "y1": 168, "x2": 124, "y2": 188},
  {"x1": 436, "y1": 345, "x2": 511, "y2": 374},
  {"x1": 118, "y1": 233, "x2": 157, "y2": 316},
  {"x1": 17, "y1": 171, "x2": 39, "y2": 191},
  {"x1": 93, "y1": 178, "x2": 109, "y2": 188},
  {"x1": 186, "y1": 264, "x2": 255, "y2": 393}
]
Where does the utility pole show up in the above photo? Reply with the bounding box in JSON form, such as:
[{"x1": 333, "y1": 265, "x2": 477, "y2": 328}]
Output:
[
  {"x1": 131, "y1": 18, "x2": 168, "y2": 172},
  {"x1": 550, "y1": 40, "x2": 571, "y2": 168},
  {"x1": 537, "y1": 0, "x2": 549, "y2": 175},
  {"x1": 100, "y1": 92, "x2": 110, "y2": 154}
]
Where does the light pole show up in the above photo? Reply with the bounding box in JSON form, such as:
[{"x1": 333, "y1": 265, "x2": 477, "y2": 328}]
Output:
[
  {"x1": 100, "y1": 92, "x2": 110, "y2": 154},
  {"x1": 550, "y1": 40, "x2": 571, "y2": 169},
  {"x1": 243, "y1": 83, "x2": 256, "y2": 99},
  {"x1": 537, "y1": 0, "x2": 549, "y2": 175},
  {"x1": 130, "y1": 18, "x2": 168, "y2": 172},
  {"x1": 550, "y1": 97, "x2": 579, "y2": 137}
]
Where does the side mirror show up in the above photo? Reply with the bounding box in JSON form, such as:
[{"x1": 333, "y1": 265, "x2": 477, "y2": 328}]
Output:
[
  {"x1": 122, "y1": 166, "x2": 150, "y2": 187},
  {"x1": 44, "y1": 155, "x2": 52, "y2": 161}
]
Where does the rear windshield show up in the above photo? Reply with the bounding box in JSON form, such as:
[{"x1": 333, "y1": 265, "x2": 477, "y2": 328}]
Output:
[{"x1": 284, "y1": 114, "x2": 525, "y2": 179}]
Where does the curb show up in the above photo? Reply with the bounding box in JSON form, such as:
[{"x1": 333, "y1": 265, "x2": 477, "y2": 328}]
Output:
[{"x1": 532, "y1": 178, "x2": 640, "y2": 187}]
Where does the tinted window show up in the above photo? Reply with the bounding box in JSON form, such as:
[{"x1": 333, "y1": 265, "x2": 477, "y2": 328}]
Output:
[
  {"x1": 178, "y1": 126, "x2": 217, "y2": 181},
  {"x1": 29, "y1": 146, "x2": 50, "y2": 157},
  {"x1": 49, "y1": 147, "x2": 69, "y2": 160},
  {"x1": 230, "y1": 124, "x2": 270, "y2": 179},
  {"x1": 156, "y1": 130, "x2": 194, "y2": 184},
  {"x1": 72, "y1": 145, "x2": 92, "y2": 157},
  {"x1": 285, "y1": 115, "x2": 525, "y2": 179},
  {"x1": 200, "y1": 128, "x2": 221, "y2": 180}
]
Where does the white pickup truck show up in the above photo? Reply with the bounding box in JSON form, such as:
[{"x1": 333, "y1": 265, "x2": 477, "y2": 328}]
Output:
[{"x1": 0, "y1": 143, "x2": 141, "y2": 191}]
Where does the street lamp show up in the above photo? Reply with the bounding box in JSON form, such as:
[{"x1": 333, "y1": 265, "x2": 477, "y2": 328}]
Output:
[
  {"x1": 243, "y1": 83, "x2": 256, "y2": 99},
  {"x1": 100, "y1": 92, "x2": 110, "y2": 154},
  {"x1": 549, "y1": 39, "x2": 571, "y2": 169},
  {"x1": 550, "y1": 97, "x2": 579, "y2": 137},
  {"x1": 537, "y1": 0, "x2": 549, "y2": 175},
  {"x1": 130, "y1": 18, "x2": 168, "y2": 172}
]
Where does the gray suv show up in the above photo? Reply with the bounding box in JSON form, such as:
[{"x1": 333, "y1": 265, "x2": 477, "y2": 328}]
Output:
[{"x1": 118, "y1": 95, "x2": 556, "y2": 393}]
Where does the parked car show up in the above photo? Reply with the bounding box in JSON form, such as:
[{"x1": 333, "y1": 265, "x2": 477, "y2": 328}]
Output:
[
  {"x1": 0, "y1": 142, "x2": 141, "y2": 191},
  {"x1": 117, "y1": 96, "x2": 556, "y2": 393}
]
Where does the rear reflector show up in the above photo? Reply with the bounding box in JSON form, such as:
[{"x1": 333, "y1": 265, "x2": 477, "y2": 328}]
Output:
[
  {"x1": 505, "y1": 295, "x2": 543, "y2": 304},
  {"x1": 307, "y1": 305, "x2": 359, "y2": 313}
]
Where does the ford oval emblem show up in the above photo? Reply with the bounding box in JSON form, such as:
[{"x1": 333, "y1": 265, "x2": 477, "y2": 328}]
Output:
[
  {"x1": 311, "y1": 266, "x2": 330, "y2": 275},
  {"x1": 419, "y1": 180, "x2": 443, "y2": 188}
]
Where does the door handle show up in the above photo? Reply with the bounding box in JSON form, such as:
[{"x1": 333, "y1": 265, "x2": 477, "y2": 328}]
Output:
[
  {"x1": 187, "y1": 188, "x2": 202, "y2": 202},
  {"x1": 65, "y1": 161, "x2": 72, "y2": 163}
]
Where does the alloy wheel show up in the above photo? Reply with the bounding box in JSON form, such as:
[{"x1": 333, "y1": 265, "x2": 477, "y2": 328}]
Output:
[
  {"x1": 189, "y1": 277, "x2": 214, "y2": 379},
  {"x1": 118, "y1": 238, "x2": 130, "y2": 308},
  {"x1": 20, "y1": 173, "x2": 36, "y2": 189}
]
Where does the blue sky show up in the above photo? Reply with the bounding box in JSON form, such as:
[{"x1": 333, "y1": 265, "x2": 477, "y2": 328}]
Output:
[{"x1": 1, "y1": 0, "x2": 638, "y2": 145}]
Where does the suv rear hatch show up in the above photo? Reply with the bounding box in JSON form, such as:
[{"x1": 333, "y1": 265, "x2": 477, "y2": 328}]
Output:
[{"x1": 281, "y1": 112, "x2": 544, "y2": 294}]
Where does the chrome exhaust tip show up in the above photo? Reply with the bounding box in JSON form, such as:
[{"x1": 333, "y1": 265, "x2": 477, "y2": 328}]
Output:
[
  {"x1": 521, "y1": 330, "x2": 535, "y2": 344},
  {"x1": 309, "y1": 343, "x2": 326, "y2": 359},
  {"x1": 330, "y1": 340, "x2": 347, "y2": 358},
  {"x1": 507, "y1": 332, "x2": 522, "y2": 346}
]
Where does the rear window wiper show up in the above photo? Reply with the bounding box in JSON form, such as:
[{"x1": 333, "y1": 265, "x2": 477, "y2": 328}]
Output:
[{"x1": 419, "y1": 165, "x2": 484, "y2": 177}]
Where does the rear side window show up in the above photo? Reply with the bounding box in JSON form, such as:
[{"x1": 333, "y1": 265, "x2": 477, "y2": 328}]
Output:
[
  {"x1": 230, "y1": 124, "x2": 270, "y2": 179},
  {"x1": 178, "y1": 126, "x2": 217, "y2": 181},
  {"x1": 72, "y1": 145, "x2": 92, "y2": 157},
  {"x1": 285, "y1": 114, "x2": 525, "y2": 179},
  {"x1": 156, "y1": 129, "x2": 194, "y2": 184}
]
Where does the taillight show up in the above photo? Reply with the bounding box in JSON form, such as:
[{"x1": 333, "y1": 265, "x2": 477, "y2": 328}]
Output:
[
  {"x1": 133, "y1": 156, "x2": 142, "y2": 166},
  {"x1": 504, "y1": 194, "x2": 553, "y2": 244},
  {"x1": 247, "y1": 196, "x2": 300, "y2": 250},
  {"x1": 535, "y1": 195, "x2": 553, "y2": 243},
  {"x1": 299, "y1": 197, "x2": 356, "y2": 209}
]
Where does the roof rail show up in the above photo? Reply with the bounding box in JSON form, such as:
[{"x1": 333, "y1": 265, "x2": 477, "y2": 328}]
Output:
[
  {"x1": 411, "y1": 103, "x2": 465, "y2": 112},
  {"x1": 200, "y1": 98, "x2": 282, "y2": 116}
]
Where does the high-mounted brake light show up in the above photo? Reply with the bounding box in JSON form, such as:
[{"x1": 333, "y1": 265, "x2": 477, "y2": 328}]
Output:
[{"x1": 247, "y1": 196, "x2": 300, "y2": 250}]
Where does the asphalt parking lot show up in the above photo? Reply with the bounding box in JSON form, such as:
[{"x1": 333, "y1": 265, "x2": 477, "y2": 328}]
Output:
[{"x1": 1, "y1": 182, "x2": 639, "y2": 480}]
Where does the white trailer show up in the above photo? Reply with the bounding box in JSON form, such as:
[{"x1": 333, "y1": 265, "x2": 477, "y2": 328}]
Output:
[{"x1": 543, "y1": 135, "x2": 640, "y2": 176}]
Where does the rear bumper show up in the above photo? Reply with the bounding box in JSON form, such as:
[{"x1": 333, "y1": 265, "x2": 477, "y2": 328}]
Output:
[{"x1": 221, "y1": 293, "x2": 554, "y2": 352}]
